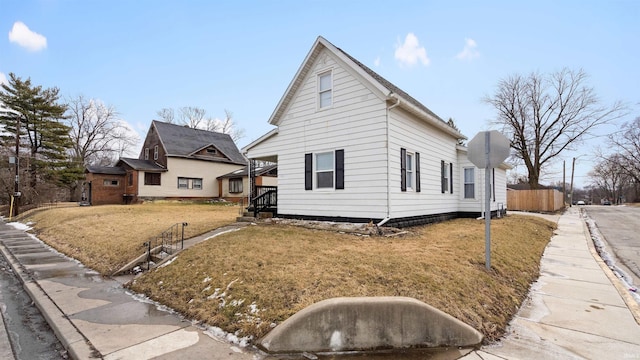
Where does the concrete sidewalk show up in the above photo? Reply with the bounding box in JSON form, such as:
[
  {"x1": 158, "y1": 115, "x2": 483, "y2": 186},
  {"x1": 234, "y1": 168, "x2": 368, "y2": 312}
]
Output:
[
  {"x1": 0, "y1": 222, "x2": 258, "y2": 360},
  {"x1": 463, "y1": 207, "x2": 640, "y2": 359}
]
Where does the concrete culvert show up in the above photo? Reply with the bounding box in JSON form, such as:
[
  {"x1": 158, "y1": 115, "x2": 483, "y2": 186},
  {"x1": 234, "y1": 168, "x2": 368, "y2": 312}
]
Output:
[{"x1": 258, "y1": 296, "x2": 483, "y2": 355}]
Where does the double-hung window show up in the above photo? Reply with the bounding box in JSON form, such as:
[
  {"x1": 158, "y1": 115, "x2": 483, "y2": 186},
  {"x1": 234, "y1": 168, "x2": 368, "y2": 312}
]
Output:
[
  {"x1": 315, "y1": 152, "x2": 334, "y2": 188},
  {"x1": 464, "y1": 168, "x2": 475, "y2": 199},
  {"x1": 406, "y1": 152, "x2": 414, "y2": 190},
  {"x1": 229, "y1": 178, "x2": 243, "y2": 193},
  {"x1": 401, "y1": 148, "x2": 420, "y2": 192},
  {"x1": 154, "y1": 145, "x2": 159, "y2": 160},
  {"x1": 305, "y1": 150, "x2": 344, "y2": 190},
  {"x1": 318, "y1": 71, "x2": 332, "y2": 109},
  {"x1": 178, "y1": 177, "x2": 203, "y2": 190},
  {"x1": 441, "y1": 161, "x2": 453, "y2": 194}
]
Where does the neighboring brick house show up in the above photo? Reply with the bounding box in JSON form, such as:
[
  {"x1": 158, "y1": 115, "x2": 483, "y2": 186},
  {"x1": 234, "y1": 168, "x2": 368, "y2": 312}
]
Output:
[
  {"x1": 84, "y1": 166, "x2": 127, "y2": 205},
  {"x1": 84, "y1": 120, "x2": 246, "y2": 205}
]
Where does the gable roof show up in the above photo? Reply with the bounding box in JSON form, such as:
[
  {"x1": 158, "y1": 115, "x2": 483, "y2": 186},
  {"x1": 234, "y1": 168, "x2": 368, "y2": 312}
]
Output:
[
  {"x1": 152, "y1": 120, "x2": 246, "y2": 165},
  {"x1": 268, "y1": 36, "x2": 465, "y2": 140},
  {"x1": 117, "y1": 158, "x2": 167, "y2": 172}
]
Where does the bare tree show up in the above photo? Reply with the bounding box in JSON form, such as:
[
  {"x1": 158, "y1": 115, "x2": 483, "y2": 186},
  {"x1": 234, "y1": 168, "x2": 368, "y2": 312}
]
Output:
[
  {"x1": 66, "y1": 95, "x2": 139, "y2": 166},
  {"x1": 609, "y1": 116, "x2": 640, "y2": 185},
  {"x1": 204, "y1": 109, "x2": 245, "y2": 142},
  {"x1": 178, "y1": 106, "x2": 207, "y2": 129},
  {"x1": 589, "y1": 153, "x2": 631, "y2": 203},
  {"x1": 156, "y1": 108, "x2": 175, "y2": 123},
  {"x1": 484, "y1": 68, "x2": 627, "y2": 189}
]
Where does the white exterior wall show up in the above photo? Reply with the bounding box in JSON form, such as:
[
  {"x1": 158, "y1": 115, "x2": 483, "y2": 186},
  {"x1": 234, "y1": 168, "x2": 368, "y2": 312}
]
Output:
[
  {"x1": 246, "y1": 48, "x2": 389, "y2": 219},
  {"x1": 138, "y1": 157, "x2": 242, "y2": 198},
  {"x1": 387, "y1": 107, "x2": 460, "y2": 218},
  {"x1": 457, "y1": 152, "x2": 508, "y2": 213}
]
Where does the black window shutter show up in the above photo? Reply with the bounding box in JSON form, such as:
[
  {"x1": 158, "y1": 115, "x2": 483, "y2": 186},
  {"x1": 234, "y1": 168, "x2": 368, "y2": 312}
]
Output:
[
  {"x1": 492, "y1": 168, "x2": 496, "y2": 201},
  {"x1": 400, "y1": 148, "x2": 407, "y2": 192},
  {"x1": 449, "y1": 163, "x2": 453, "y2": 194},
  {"x1": 441, "y1": 160, "x2": 445, "y2": 193},
  {"x1": 335, "y1": 149, "x2": 344, "y2": 190},
  {"x1": 305, "y1": 153, "x2": 313, "y2": 190},
  {"x1": 415, "y1": 152, "x2": 421, "y2": 192}
]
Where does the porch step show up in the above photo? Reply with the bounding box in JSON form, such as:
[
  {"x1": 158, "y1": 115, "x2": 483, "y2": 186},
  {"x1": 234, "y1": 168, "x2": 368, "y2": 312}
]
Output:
[{"x1": 236, "y1": 212, "x2": 274, "y2": 222}]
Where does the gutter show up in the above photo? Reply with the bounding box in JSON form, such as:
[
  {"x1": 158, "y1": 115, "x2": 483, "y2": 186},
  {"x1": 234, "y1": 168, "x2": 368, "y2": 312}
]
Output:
[{"x1": 379, "y1": 94, "x2": 401, "y2": 227}]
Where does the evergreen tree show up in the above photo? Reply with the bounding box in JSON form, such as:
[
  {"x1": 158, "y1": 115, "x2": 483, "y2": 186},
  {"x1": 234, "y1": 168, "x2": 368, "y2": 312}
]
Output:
[{"x1": 0, "y1": 73, "x2": 77, "y2": 197}]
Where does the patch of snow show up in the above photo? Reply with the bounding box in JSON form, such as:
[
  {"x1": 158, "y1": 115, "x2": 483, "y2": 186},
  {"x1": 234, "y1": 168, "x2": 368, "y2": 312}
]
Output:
[
  {"x1": 203, "y1": 228, "x2": 242, "y2": 241},
  {"x1": 6, "y1": 222, "x2": 32, "y2": 231},
  {"x1": 202, "y1": 285, "x2": 211, "y2": 292},
  {"x1": 584, "y1": 213, "x2": 640, "y2": 304},
  {"x1": 203, "y1": 276, "x2": 212, "y2": 283},
  {"x1": 158, "y1": 256, "x2": 178, "y2": 268}
]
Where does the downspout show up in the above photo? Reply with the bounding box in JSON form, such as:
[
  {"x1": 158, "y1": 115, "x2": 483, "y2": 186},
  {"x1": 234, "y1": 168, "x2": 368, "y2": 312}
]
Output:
[{"x1": 378, "y1": 93, "x2": 401, "y2": 228}]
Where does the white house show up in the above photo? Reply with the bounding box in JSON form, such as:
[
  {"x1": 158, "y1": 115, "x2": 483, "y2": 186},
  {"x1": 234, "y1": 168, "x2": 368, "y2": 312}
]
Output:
[{"x1": 243, "y1": 36, "x2": 508, "y2": 227}]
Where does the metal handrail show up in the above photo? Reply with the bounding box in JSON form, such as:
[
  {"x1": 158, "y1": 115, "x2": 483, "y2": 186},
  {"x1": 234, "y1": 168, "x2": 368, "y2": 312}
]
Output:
[{"x1": 143, "y1": 222, "x2": 188, "y2": 269}]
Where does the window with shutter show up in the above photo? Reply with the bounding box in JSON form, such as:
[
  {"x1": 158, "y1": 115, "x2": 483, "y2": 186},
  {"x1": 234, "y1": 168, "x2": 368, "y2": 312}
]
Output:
[{"x1": 449, "y1": 162, "x2": 453, "y2": 194}]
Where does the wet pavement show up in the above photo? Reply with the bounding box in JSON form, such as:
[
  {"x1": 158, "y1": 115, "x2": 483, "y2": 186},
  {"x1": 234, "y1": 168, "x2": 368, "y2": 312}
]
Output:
[
  {"x1": 0, "y1": 222, "x2": 255, "y2": 359},
  {"x1": 0, "y1": 253, "x2": 68, "y2": 359}
]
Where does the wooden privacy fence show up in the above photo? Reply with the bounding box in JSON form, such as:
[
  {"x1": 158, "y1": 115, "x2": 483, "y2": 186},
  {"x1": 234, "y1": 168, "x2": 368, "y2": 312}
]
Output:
[{"x1": 507, "y1": 189, "x2": 565, "y2": 212}]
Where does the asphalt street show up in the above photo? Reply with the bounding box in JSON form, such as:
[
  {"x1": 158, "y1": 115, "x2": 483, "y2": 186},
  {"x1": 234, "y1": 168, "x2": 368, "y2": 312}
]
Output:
[{"x1": 583, "y1": 205, "x2": 640, "y2": 288}]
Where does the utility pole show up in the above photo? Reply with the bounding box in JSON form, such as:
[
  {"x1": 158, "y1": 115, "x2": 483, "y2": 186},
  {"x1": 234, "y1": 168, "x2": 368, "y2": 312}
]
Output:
[
  {"x1": 13, "y1": 114, "x2": 20, "y2": 218},
  {"x1": 569, "y1": 157, "x2": 576, "y2": 208},
  {"x1": 563, "y1": 160, "x2": 566, "y2": 206}
]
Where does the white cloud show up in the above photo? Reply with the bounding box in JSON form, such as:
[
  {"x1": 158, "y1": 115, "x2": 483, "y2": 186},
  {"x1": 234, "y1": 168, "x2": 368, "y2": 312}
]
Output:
[
  {"x1": 394, "y1": 33, "x2": 430, "y2": 67},
  {"x1": 455, "y1": 38, "x2": 480, "y2": 61},
  {"x1": 373, "y1": 56, "x2": 381, "y2": 67},
  {"x1": 8, "y1": 21, "x2": 47, "y2": 52},
  {"x1": 0, "y1": 72, "x2": 7, "y2": 86}
]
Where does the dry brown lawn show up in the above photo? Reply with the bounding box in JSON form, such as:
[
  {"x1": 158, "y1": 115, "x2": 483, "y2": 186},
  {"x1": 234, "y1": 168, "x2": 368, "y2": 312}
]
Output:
[
  {"x1": 22, "y1": 202, "x2": 240, "y2": 274},
  {"x1": 128, "y1": 214, "x2": 556, "y2": 343}
]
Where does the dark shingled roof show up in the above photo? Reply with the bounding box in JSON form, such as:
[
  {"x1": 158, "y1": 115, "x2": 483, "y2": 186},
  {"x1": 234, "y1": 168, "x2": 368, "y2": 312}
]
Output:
[
  {"x1": 336, "y1": 47, "x2": 445, "y2": 124},
  {"x1": 153, "y1": 121, "x2": 246, "y2": 165},
  {"x1": 85, "y1": 166, "x2": 126, "y2": 175},
  {"x1": 117, "y1": 158, "x2": 167, "y2": 172}
]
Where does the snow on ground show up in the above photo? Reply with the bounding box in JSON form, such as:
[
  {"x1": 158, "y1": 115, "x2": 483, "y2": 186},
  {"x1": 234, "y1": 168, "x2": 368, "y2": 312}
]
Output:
[
  {"x1": 6, "y1": 221, "x2": 32, "y2": 231},
  {"x1": 583, "y1": 213, "x2": 640, "y2": 304}
]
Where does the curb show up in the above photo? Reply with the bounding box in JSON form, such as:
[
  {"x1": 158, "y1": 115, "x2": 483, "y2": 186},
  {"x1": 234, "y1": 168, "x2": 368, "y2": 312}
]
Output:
[
  {"x1": 0, "y1": 241, "x2": 100, "y2": 359},
  {"x1": 579, "y1": 210, "x2": 640, "y2": 325}
]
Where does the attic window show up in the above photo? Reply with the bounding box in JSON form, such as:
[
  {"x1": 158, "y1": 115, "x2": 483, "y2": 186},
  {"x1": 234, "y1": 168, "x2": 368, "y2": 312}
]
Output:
[
  {"x1": 318, "y1": 71, "x2": 332, "y2": 108},
  {"x1": 206, "y1": 148, "x2": 217, "y2": 155}
]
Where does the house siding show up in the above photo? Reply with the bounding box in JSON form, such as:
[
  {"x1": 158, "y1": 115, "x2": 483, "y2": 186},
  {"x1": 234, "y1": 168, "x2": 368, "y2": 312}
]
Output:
[
  {"x1": 457, "y1": 152, "x2": 508, "y2": 214},
  {"x1": 139, "y1": 124, "x2": 167, "y2": 167},
  {"x1": 387, "y1": 107, "x2": 459, "y2": 218},
  {"x1": 246, "y1": 48, "x2": 389, "y2": 219},
  {"x1": 137, "y1": 157, "x2": 242, "y2": 198}
]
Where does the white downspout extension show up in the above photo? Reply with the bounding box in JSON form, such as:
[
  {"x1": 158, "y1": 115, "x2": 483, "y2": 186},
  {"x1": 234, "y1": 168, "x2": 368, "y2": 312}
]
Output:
[{"x1": 378, "y1": 94, "x2": 401, "y2": 227}]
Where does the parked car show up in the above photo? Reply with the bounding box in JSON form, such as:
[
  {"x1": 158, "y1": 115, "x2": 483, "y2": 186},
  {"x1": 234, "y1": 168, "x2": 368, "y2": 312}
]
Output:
[
  {"x1": 603, "y1": 200, "x2": 611, "y2": 205},
  {"x1": 577, "y1": 200, "x2": 586, "y2": 205}
]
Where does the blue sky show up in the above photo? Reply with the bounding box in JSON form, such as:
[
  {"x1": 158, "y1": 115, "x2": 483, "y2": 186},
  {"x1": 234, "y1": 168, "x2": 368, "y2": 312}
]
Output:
[{"x1": 1, "y1": 0, "x2": 638, "y2": 188}]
